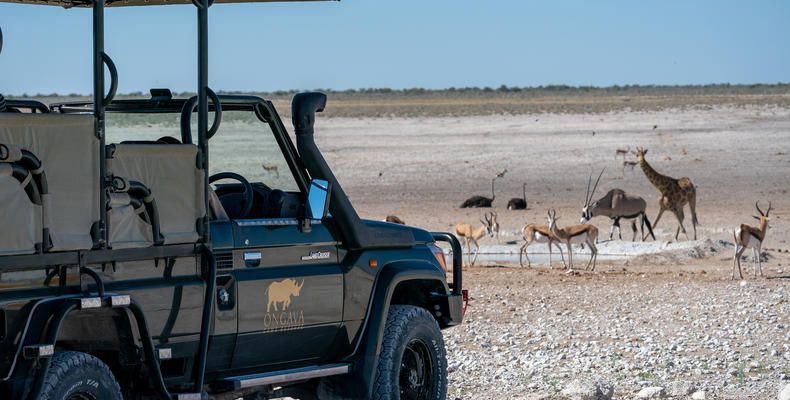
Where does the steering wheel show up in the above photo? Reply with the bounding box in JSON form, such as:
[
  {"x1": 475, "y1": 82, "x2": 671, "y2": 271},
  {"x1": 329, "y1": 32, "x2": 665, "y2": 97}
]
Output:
[{"x1": 209, "y1": 172, "x2": 254, "y2": 219}]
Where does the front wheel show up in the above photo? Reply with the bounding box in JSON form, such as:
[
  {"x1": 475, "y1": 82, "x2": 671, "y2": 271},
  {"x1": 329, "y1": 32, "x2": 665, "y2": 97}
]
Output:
[
  {"x1": 373, "y1": 305, "x2": 447, "y2": 400},
  {"x1": 37, "y1": 351, "x2": 123, "y2": 400}
]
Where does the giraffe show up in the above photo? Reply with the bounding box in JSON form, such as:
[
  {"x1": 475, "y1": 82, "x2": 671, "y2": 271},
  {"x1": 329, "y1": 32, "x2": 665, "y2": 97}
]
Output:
[{"x1": 635, "y1": 147, "x2": 698, "y2": 240}]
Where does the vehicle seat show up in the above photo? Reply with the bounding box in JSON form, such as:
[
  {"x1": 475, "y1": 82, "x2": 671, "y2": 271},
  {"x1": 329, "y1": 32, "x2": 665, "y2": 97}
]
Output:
[
  {"x1": 209, "y1": 188, "x2": 229, "y2": 221},
  {"x1": 107, "y1": 192, "x2": 154, "y2": 249},
  {"x1": 107, "y1": 143, "x2": 205, "y2": 244},
  {"x1": 264, "y1": 189, "x2": 300, "y2": 219},
  {"x1": 0, "y1": 163, "x2": 42, "y2": 254},
  {"x1": 0, "y1": 114, "x2": 99, "y2": 251}
]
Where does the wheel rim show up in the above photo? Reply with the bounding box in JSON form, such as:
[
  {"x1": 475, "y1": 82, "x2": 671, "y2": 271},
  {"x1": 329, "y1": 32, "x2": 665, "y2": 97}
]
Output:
[
  {"x1": 66, "y1": 393, "x2": 97, "y2": 400},
  {"x1": 399, "y1": 338, "x2": 434, "y2": 400}
]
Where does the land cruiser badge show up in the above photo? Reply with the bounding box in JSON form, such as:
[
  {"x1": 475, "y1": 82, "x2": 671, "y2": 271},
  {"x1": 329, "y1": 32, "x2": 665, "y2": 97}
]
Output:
[{"x1": 300, "y1": 250, "x2": 330, "y2": 261}]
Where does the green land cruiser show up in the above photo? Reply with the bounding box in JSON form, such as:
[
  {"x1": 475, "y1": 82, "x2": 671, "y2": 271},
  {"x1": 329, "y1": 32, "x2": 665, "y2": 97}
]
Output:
[{"x1": 0, "y1": 1, "x2": 466, "y2": 399}]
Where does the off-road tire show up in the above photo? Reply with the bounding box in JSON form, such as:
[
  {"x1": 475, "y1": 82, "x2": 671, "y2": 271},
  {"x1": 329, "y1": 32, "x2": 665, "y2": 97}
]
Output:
[
  {"x1": 373, "y1": 305, "x2": 447, "y2": 400},
  {"x1": 38, "y1": 351, "x2": 123, "y2": 400}
]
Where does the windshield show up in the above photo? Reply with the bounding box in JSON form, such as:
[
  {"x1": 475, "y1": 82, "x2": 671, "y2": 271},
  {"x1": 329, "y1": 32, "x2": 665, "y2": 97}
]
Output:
[
  {"x1": 104, "y1": 108, "x2": 300, "y2": 193},
  {"x1": 208, "y1": 111, "x2": 299, "y2": 192}
]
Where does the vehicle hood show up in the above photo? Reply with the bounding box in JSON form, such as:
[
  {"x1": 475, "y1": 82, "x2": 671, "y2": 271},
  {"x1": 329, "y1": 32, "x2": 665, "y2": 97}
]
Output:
[{"x1": 362, "y1": 219, "x2": 435, "y2": 244}]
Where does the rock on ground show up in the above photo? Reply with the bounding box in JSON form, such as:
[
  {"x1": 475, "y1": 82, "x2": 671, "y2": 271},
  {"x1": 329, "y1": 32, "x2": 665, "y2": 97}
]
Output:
[
  {"x1": 560, "y1": 379, "x2": 613, "y2": 400},
  {"x1": 666, "y1": 381, "x2": 696, "y2": 397},
  {"x1": 779, "y1": 384, "x2": 790, "y2": 400},
  {"x1": 636, "y1": 386, "x2": 666, "y2": 399}
]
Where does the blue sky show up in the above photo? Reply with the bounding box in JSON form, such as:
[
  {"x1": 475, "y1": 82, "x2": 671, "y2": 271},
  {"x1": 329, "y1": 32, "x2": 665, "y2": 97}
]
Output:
[{"x1": 0, "y1": 0, "x2": 788, "y2": 95}]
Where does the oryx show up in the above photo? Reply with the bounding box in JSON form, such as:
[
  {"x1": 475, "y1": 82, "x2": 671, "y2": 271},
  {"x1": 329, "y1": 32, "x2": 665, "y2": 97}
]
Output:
[{"x1": 580, "y1": 169, "x2": 656, "y2": 241}]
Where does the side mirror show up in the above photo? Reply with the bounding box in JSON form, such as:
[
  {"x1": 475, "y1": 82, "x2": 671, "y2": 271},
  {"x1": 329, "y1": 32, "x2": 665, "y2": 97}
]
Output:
[{"x1": 306, "y1": 179, "x2": 331, "y2": 220}]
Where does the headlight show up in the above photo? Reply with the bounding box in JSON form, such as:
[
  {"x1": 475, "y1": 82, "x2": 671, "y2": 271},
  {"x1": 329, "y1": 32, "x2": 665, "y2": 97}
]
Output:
[{"x1": 428, "y1": 244, "x2": 447, "y2": 272}]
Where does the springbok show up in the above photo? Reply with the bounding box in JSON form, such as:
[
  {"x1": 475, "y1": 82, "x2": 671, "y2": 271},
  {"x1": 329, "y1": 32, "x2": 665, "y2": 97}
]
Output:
[
  {"x1": 581, "y1": 170, "x2": 655, "y2": 241},
  {"x1": 487, "y1": 211, "x2": 500, "y2": 243},
  {"x1": 519, "y1": 224, "x2": 566, "y2": 269},
  {"x1": 622, "y1": 160, "x2": 638, "y2": 174},
  {"x1": 615, "y1": 147, "x2": 630, "y2": 161},
  {"x1": 460, "y1": 178, "x2": 496, "y2": 208},
  {"x1": 383, "y1": 215, "x2": 405, "y2": 225},
  {"x1": 454, "y1": 216, "x2": 495, "y2": 266},
  {"x1": 261, "y1": 164, "x2": 280, "y2": 178},
  {"x1": 548, "y1": 209, "x2": 599, "y2": 272},
  {"x1": 732, "y1": 201, "x2": 772, "y2": 280}
]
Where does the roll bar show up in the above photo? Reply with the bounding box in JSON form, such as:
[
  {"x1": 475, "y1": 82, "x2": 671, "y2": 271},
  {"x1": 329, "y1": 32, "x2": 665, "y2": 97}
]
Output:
[{"x1": 179, "y1": 88, "x2": 222, "y2": 144}]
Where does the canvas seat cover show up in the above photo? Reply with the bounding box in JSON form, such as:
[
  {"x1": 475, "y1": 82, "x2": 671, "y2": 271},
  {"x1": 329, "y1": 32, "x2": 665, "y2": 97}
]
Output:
[
  {"x1": 0, "y1": 163, "x2": 42, "y2": 255},
  {"x1": 107, "y1": 192, "x2": 154, "y2": 249},
  {"x1": 0, "y1": 114, "x2": 99, "y2": 251},
  {"x1": 108, "y1": 144, "x2": 205, "y2": 244}
]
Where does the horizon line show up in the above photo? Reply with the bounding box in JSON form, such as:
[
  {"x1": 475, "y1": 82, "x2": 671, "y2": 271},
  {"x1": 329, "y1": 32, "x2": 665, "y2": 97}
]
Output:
[{"x1": 6, "y1": 82, "x2": 790, "y2": 98}]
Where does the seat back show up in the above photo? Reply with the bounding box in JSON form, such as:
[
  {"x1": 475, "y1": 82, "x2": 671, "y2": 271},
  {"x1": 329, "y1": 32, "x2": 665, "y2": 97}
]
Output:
[
  {"x1": 0, "y1": 114, "x2": 99, "y2": 251},
  {"x1": 0, "y1": 163, "x2": 42, "y2": 255},
  {"x1": 108, "y1": 144, "x2": 205, "y2": 245},
  {"x1": 107, "y1": 192, "x2": 154, "y2": 249}
]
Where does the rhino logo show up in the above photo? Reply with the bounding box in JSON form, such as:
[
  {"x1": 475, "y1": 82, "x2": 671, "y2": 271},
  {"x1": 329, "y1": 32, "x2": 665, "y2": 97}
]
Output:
[{"x1": 266, "y1": 278, "x2": 304, "y2": 312}]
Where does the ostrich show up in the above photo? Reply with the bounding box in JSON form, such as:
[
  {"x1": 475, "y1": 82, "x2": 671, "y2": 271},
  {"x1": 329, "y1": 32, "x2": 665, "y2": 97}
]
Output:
[
  {"x1": 460, "y1": 178, "x2": 496, "y2": 208},
  {"x1": 507, "y1": 183, "x2": 527, "y2": 210}
]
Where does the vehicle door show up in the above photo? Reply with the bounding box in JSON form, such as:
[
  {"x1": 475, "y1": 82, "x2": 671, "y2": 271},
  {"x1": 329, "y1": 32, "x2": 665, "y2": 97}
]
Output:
[
  {"x1": 208, "y1": 107, "x2": 344, "y2": 370},
  {"x1": 230, "y1": 217, "x2": 343, "y2": 368}
]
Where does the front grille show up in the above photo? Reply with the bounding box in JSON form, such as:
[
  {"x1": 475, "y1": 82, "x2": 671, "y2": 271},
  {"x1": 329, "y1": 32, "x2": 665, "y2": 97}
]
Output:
[{"x1": 215, "y1": 252, "x2": 234, "y2": 269}]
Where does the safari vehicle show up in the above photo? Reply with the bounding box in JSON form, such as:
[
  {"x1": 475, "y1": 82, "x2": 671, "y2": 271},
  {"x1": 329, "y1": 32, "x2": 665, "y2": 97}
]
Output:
[{"x1": 0, "y1": 0, "x2": 466, "y2": 398}]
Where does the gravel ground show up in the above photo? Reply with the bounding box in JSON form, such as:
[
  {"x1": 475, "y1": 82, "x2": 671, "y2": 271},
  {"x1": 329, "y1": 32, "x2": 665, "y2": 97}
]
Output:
[
  {"x1": 311, "y1": 103, "x2": 790, "y2": 399},
  {"x1": 444, "y1": 258, "x2": 790, "y2": 400}
]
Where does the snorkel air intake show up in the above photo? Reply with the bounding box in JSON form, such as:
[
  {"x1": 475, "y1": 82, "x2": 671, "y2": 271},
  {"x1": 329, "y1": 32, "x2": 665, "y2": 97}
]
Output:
[{"x1": 292, "y1": 92, "x2": 414, "y2": 251}]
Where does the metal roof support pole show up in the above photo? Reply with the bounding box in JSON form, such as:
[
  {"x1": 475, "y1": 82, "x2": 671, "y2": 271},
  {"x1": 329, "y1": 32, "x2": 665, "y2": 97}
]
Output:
[
  {"x1": 191, "y1": 1, "x2": 213, "y2": 396},
  {"x1": 196, "y1": 0, "x2": 210, "y2": 245},
  {"x1": 93, "y1": 0, "x2": 107, "y2": 248}
]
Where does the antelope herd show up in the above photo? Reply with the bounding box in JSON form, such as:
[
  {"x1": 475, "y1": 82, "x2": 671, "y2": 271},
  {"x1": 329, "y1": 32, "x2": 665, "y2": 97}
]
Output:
[{"x1": 405, "y1": 146, "x2": 776, "y2": 279}]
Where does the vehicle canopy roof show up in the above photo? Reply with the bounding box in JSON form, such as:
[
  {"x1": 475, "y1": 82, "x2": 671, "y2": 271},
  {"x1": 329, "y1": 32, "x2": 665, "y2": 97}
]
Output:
[{"x1": 0, "y1": 0, "x2": 331, "y2": 7}]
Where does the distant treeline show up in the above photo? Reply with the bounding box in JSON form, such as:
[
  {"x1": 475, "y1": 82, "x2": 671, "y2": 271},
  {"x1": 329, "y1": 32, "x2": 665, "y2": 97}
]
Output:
[
  {"x1": 247, "y1": 83, "x2": 790, "y2": 99},
  {"x1": 18, "y1": 83, "x2": 790, "y2": 101}
]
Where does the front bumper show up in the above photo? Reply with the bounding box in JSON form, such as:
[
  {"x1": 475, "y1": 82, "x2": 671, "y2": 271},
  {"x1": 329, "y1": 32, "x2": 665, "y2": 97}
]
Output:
[{"x1": 431, "y1": 232, "x2": 466, "y2": 326}]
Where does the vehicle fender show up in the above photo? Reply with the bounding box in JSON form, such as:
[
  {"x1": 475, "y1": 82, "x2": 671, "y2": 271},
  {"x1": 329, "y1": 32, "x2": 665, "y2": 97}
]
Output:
[
  {"x1": 5, "y1": 295, "x2": 139, "y2": 382},
  {"x1": 344, "y1": 260, "x2": 449, "y2": 399},
  {"x1": 3, "y1": 295, "x2": 77, "y2": 381}
]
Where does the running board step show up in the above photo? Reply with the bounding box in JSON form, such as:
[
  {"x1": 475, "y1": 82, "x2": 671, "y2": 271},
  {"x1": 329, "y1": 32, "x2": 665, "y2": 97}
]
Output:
[{"x1": 215, "y1": 363, "x2": 351, "y2": 391}]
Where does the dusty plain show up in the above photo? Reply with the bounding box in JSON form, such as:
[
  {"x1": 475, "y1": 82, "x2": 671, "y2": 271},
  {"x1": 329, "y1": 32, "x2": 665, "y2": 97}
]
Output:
[{"x1": 306, "y1": 95, "x2": 790, "y2": 399}]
